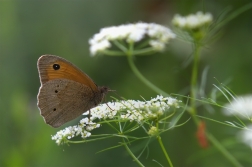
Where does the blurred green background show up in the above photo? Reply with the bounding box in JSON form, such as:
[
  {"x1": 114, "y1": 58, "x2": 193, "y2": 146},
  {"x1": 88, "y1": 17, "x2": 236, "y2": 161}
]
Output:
[{"x1": 1, "y1": 0, "x2": 251, "y2": 167}]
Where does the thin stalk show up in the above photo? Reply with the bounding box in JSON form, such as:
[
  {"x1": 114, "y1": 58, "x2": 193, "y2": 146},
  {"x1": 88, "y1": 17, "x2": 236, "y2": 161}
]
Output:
[
  {"x1": 122, "y1": 138, "x2": 145, "y2": 167},
  {"x1": 157, "y1": 136, "x2": 173, "y2": 167},
  {"x1": 156, "y1": 122, "x2": 173, "y2": 167},
  {"x1": 190, "y1": 42, "x2": 200, "y2": 114},
  {"x1": 206, "y1": 133, "x2": 243, "y2": 167},
  {"x1": 189, "y1": 39, "x2": 242, "y2": 166},
  {"x1": 191, "y1": 116, "x2": 243, "y2": 167}
]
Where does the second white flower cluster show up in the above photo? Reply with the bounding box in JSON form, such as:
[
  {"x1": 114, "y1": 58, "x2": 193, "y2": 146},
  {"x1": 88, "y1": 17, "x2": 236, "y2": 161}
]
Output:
[{"x1": 89, "y1": 22, "x2": 176, "y2": 55}]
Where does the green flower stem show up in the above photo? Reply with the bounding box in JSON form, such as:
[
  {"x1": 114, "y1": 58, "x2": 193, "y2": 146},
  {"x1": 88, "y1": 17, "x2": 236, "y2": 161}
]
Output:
[
  {"x1": 102, "y1": 50, "x2": 126, "y2": 56},
  {"x1": 190, "y1": 42, "x2": 200, "y2": 114},
  {"x1": 133, "y1": 47, "x2": 156, "y2": 56},
  {"x1": 157, "y1": 136, "x2": 173, "y2": 167},
  {"x1": 191, "y1": 116, "x2": 243, "y2": 167},
  {"x1": 122, "y1": 138, "x2": 145, "y2": 167},
  {"x1": 127, "y1": 53, "x2": 169, "y2": 96},
  {"x1": 156, "y1": 122, "x2": 173, "y2": 167},
  {"x1": 189, "y1": 40, "x2": 241, "y2": 166}
]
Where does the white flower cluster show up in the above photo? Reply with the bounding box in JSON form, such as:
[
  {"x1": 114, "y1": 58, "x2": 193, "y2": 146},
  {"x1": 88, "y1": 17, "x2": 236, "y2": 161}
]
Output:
[
  {"x1": 52, "y1": 95, "x2": 181, "y2": 144},
  {"x1": 89, "y1": 22, "x2": 176, "y2": 55},
  {"x1": 86, "y1": 95, "x2": 181, "y2": 123},
  {"x1": 223, "y1": 95, "x2": 252, "y2": 120},
  {"x1": 172, "y1": 11, "x2": 213, "y2": 30}
]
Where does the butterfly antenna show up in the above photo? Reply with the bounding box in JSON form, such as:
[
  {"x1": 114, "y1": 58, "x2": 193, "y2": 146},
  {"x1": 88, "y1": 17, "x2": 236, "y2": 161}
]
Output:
[
  {"x1": 109, "y1": 90, "x2": 126, "y2": 101},
  {"x1": 103, "y1": 94, "x2": 114, "y2": 111},
  {"x1": 106, "y1": 103, "x2": 114, "y2": 111}
]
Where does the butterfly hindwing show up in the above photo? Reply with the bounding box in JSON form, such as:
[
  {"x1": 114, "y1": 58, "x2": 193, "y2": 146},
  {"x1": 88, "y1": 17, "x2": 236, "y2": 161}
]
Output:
[{"x1": 38, "y1": 79, "x2": 95, "y2": 127}]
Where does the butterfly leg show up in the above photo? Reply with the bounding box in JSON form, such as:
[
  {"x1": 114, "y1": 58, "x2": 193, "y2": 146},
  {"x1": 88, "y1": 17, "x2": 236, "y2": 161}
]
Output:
[{"x1": 88, "y1": 110, "x2": 91, "y2": 122}]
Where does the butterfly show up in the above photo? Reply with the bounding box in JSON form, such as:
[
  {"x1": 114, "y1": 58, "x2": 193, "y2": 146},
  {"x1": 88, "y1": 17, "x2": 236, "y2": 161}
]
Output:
[{"x1": 37, "y1": 55, "x2": 109, "y2": 127}]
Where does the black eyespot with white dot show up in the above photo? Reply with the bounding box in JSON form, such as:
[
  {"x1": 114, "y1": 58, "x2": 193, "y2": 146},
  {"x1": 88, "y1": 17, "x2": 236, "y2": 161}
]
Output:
[{"x1": 53, "y1": 64, "x2": 60, "y2": 70}]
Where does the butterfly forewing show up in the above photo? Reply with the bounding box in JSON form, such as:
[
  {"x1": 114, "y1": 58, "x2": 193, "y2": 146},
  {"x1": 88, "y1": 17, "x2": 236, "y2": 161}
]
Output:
[{"x1": 37, "y1": 55, "x2": 98, "y2": 91}]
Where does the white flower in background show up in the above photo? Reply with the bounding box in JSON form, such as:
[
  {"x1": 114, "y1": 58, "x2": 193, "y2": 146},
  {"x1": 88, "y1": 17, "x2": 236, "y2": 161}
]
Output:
[
  {"x1": 89, "y1": 40, "x2": 111, "y2": 56},
  {"x1": 223, "y1": 95, "x2": 252, "y2": 120},
  {"x1": 89, "y1": 22, "x2": 176, "y2": 56},
  {"x1": 52, "y1": 95, "x2": 181, "y2": 144},
  {"x1": 238, "y1": 124, "x2": 252, "y2": 149},
  {"x1": 172, "y1": 11, "x2": 213, "y2": 30},
  {"x1": 149, "y1": 40, "x2": 165, "y2": 51}
]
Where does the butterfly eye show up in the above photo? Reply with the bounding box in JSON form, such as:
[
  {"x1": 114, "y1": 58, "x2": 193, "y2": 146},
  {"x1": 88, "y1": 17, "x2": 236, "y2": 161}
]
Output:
[{"x1": 53, "y1": 64, "x2": 60, "y2": 70}]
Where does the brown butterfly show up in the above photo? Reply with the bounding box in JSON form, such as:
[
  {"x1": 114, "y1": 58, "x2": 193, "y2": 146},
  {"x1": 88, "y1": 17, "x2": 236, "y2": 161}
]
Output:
[{"x1": 37, "y1": 55, "x2": 109, "y2": 128}]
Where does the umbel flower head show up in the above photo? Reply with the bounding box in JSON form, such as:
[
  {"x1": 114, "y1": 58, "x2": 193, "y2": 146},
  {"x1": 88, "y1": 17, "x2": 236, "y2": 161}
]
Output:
[
  {"x1": 172, "y1": 11, "x2": 213, "y2": 30},
  {"x1": 223, "y1": 95, "x2": 252, "y2": 121},
  {"x1": 89, "y1": 22, "x2": 176, "y2": 56},
  {"x1": 52, "y1": 95, "x2": 181, "y2": 145}
]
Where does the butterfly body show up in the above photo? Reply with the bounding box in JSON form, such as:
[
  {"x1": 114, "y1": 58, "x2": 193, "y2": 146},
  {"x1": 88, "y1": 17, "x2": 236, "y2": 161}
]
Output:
[{"x1": 37, "y1": 55, "x2": 108, "y2": 128}]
